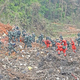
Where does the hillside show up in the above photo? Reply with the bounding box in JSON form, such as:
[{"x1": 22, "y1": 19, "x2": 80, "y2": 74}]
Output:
[
  {"x1": 0, "y1": 0, "x2": 80, "y2": 80},
  {"x1": 0, "y1": 0, "x2": 80, "y2": 36}
]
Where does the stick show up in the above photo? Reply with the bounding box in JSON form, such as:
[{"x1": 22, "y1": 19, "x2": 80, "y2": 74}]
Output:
[{"x1": 71, "y1": 73, "x2": 77, "y2": 80}]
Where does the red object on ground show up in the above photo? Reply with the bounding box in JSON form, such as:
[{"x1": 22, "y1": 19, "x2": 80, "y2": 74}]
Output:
[
  {"x1": 43, "y1": 40, "x2": 51, "y2": 48},
  {"x1": 71, "y1": 73, "x2": 77, "y2": 80},
  {"x1": 71, "y1": 39, "x2": 76, "y2": 53},
  {"x1": 0, "y1": 36, "x2": 8, "y2": 44}
]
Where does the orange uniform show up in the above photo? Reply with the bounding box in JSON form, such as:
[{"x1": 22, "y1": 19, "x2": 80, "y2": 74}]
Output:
[
  {"x1": 43, "y1": 40, "x2": 51, "y2": 48},
  {"x1": 71, "y1": 40, "x2": 76, "y2": 53},
  {"x1": 56, "y1": 42, "x2": 67, "y2": 56},
  {"x1": 61, "y1": 40, "x2": 67, "y2": 50}
]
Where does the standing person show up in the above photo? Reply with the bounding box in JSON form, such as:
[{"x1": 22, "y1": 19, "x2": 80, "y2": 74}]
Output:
[
  {"x1": 66, "y1": 40, "x2": 70, "y2": 49},
  {"x1": 61, "y1": 39, "x2": 67, "y2": 50},
  {"x1": 16, "y1": 27, "x2": 21, "y2": 42},
  {"x1": 59, "y1": 35, "x2": 63, "y2": 40},
  {"x1": 12, "y1": 28, "x2": 17, "y2": 42},
  {"x1": 22, "y1": 29, "x2": 26, "y2": 38},
  {"x1": 77, "y1": 33, "x2": 80, "y2": 37},
  {"x1": 71, "y1": 39, "x2": 76, "y2": 53},
  {"x1": 42, "y1": 39, "x2": 51, "y2": 48},
  {"x1": 59, "y1": 34, "x2": 63, "y2": 41},
  {"x1": 38, "y1": 34, "x2": 44, "y2": 44},
  {"x1": 32, "y1": 32, "x2": 35, "y2": 42},
  {"x1": 76, "y1": 37, "x2": 80, "y2": 46},
  {"x1": 24, "y1": 34, "x2": 28, "y2": 49},
  {"x1": 56, "y1": 42, "x2": 67, "y2": 56},
  {"x1": 8, "y1": 42, "x2": 17, "y2": 55},
  {"x1": 7, "y1": 30, "x2": 12, "y2": 42},
  {"x1": 51, "y1": 40, "x2": 56, "y2": 47},
  {"x1": 27, "y1": 35, "x2": 32, "y2": 47}
]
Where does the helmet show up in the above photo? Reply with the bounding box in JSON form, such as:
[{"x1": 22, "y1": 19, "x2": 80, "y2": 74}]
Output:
[{"x1": 16, "y1": 26, "x2": 19, "y2": 29}]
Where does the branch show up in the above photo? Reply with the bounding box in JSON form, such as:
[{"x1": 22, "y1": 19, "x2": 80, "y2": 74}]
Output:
[{"x1": 0, "y1": 0, "x2": 9, "y2": 15}]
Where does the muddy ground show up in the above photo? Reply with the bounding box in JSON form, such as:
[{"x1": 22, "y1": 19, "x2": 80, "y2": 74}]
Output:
[{"x1": 0, "y1": 42, "x2": 80, "y2": 80}]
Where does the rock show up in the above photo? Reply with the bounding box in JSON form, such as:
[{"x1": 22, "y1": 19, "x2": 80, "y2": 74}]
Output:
[
  {"x1": 24, "y1": 63, "x2": 27, "y2": 66},
  {"x1": 60, "y1": 59, "x2": 68, "y2": 66},
  {"x1": 48, "y1": 69, "x2": 53, "y2": 74},
  {"x1": 0, "y1": 74, "x2": 3, "y2": 79},
  {"x1": 38, "y1": 61, "x2": 44, "y2": 68},
  {"x1": 22, "y1": 70, "x2": 26, "y2": 74},
  {"x1": 26, "y1": 55, "x2": 30, "y2": 59},
  {"x1": 12, "y1": 78, "x2": 18, "y2": 80},
  {"x1": 2, "y1": 65, "x2": 6, "y2": 69},
  {"x1": 56, "y1": 77, "x2": 60, "y2": 80},
  {"x1": 19, "y1": 45, "x2": 23, "y2": 49},
  {"x1": 22, "y1": 55, "x2": 24, "y2": 58}
]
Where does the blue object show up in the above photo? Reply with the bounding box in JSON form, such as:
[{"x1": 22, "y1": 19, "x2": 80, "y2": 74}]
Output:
[
  {"x1": 12, "y1": 43, "x2": 16, "y2": 46},
  {"x1": 16, "y1": 26, "x2": 19, "y2": 29},
  {"x1": 37, "y1": 52, "x2": 40, "y2": 56}
]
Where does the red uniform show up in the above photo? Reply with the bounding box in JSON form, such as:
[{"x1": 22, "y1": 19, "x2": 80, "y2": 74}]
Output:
[
  {"x1": 43, "y1": 40, "x2": 51, "y2": 48},
  {"x1": 71, "y1": 40, "x2": 76, "y2": 53},
  {"x1": 61, "y1": 40, "x2": 67, "y2": 50},
  {"x1": 56, "y1": 42, "x2": 67, "y2": 56}
]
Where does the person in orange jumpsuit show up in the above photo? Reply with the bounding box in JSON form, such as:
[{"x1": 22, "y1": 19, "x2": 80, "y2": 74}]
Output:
[
  {"x1": 56, "y1": 42, "x2": 62, "y2": 55},
  {"x1": 71, "y1": 39, "x2": 76, "y2": 53},
  {"x1": 56, "y1": 42, "x2": 67, "y2": 56},
  {"x1": 61, "y1": 40, "x2": 67, "y2": 50},
  {"x1": 42, "y1": 40, "x2": 51, "y2": 48}
]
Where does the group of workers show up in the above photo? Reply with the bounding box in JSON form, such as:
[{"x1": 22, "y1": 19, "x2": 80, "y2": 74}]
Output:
[{"x1": 5, "y1": 26, "x2": 80, "y2": 56}]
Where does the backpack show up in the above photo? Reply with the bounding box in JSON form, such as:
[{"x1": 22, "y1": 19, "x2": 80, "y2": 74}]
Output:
[{"x1": 63, "y1": 46, "x2": 66, "y2": 49}]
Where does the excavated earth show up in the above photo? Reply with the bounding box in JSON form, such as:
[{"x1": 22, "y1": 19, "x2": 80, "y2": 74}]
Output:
[
  {"x1": 0, "y1": 23, "x2": 12, "y2": 36},
  {"x1": 0, "y1": 22, "x2": 80, "y2": 80},
  {"x1": 0, "y1": 42, "x2": 80, "y2": 80}
]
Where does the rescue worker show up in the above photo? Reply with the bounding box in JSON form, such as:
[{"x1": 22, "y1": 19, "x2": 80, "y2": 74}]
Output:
[
  {"x1": 32, "y1": 32, "x2": 35, "y2": 42},
  {"x1": 22, "y1": 29, "x2": 26, "y2": 38},
  {"x1": 8, "y1": 42, "x2": 17, "y2": 55},
  {"x1": 46, "y1": 37, "x2": 51, "y2": 41},
  {"x1": 59, "y1": 34, "x2": 63, "y2": 41},
  {"x1": 51, "y1": 40, "x2": 56, "y2": 47},
  {"x1": 77, "y1": 33, "x2": 80, "y2": 37},
  {"x1": 24, "y1": 34, "x2": 28, "y2": 49},
  {"x1": 46, "y1": 37, "x2": 56, "y2": 47},
  {"x1": 61, "y1": 39, "x2": 67, "y2": 50},
  {"x1": 71, "y1": 39, "x2": 76, "y2": 53},
  {"x1": 56, "y1": 42, "x2": 61, "y2": 55},
  {"x1": 38, "y1": 34, "x2": 44, "y2": 44},
  {"x1": 76, "y1": 37, "x2": 80, "y2": 46},
  {"x1": 12, "y1": 28, "x2": 16, "y2": 42},
  {"x1": 42, "y1": 40, "x2": 45, "y2": 46},
  {"x1": 66, "y1": 40, "x2": 70, "y2": 49},
  {"x1": 56, "y1": 42, "x2": 67, "y2": 56},
  {"x1": 42, "y1": 40, "x2": 51, "y2": 48},
  {"x1": 16, "y1": 27, "x2": 21, "y2": 42},
  {"x1": 56, "y1": 39, "x2": 60, "y2": 43},
  {"x1": 27, "y1": 35, "x2": 32, "y2": 47},
  {"x1": 7, "y1": 30, "x2": 12, "y2": 42},
  {"x1": 36, "y1": 39, "x2": 39, "y2": 43},
  {"x1": 43, "y1": 36, "x2": 52, "y2": 46}
]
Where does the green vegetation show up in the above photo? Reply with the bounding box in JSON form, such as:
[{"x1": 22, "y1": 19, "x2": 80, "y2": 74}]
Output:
[{"x1": 0, "y1": 0, "x2": 80, "y2": 37}]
